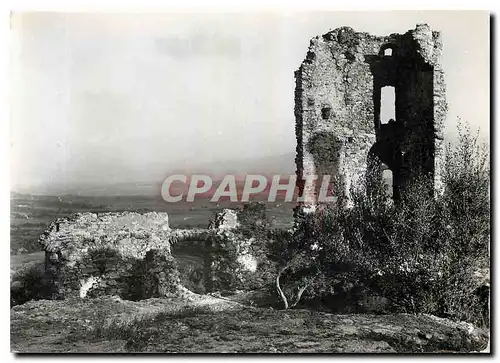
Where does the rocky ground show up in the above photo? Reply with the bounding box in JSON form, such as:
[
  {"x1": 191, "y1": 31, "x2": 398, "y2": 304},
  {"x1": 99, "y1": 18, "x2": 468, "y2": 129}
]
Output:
[
  {"x1": 10, "y1": 199, "x2": 490, "y2": 354},
  {"x1": 11, "y1": 294, "x2": 489, "y2": 353}
]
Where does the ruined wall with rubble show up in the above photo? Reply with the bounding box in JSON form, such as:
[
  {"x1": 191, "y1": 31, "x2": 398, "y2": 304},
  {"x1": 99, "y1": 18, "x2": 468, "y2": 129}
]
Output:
[
  {"x1": 38, "y1": 209, "x2": 268, "y2": 300},
  {"x1": 39, "y1": 212, "x2": 195, "y2": 299},
  {"x1": 204, "y1": 209, "x2": 271, "y2": 292},
  {"x1": 295, "y1": 24, "x2": 447, "y2": 203}
]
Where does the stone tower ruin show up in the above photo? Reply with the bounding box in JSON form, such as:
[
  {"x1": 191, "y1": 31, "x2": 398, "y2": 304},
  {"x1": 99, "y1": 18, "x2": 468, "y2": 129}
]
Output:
[{"x1": 294, "y1": 24, "x2": 447, "y2": 203}]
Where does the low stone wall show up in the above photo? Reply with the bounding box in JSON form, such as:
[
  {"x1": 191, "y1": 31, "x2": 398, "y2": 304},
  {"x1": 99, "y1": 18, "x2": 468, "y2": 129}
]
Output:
[
  {"x1": 39, "y1": 212, "x2": 183, "y2": 299},
  {"x1": 37, "y1": 209, "x2": 271, "y2": 300},
  {"x1": 205, "y1": 209, "x2": 270, "y2": 292}
]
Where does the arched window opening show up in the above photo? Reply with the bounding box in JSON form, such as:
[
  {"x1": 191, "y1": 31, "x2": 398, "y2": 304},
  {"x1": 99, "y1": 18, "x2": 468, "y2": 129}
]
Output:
[
  {"x1": 384, "y1": 48, "x2": 393, "y2": 56},
  {"x1": 380, "y1": 86, "x2": 395, "y2": 125},
  {"x1": 382, "y1": 167, "x2": 393, "y2": 198}
]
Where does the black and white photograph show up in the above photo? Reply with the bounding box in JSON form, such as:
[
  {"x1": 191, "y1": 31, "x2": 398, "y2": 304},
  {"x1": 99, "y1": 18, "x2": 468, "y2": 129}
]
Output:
[{"x1": 8, "y1": 9, "x2": 491, "y2": 354}]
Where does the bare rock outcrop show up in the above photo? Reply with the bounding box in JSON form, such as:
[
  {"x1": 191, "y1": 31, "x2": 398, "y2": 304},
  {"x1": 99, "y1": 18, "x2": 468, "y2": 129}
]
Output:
[{"x1": 10, "y1": 297, "x2": 489, "y2": 353}]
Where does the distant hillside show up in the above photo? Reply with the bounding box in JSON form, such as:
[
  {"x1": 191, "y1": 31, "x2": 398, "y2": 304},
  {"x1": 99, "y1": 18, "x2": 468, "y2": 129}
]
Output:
[
  {"x1": 170, "y1": 152, "x2": 296, "y2": 176},
  {"x1": 12, "y1": 152, "x2": 297, "y2": 197}
]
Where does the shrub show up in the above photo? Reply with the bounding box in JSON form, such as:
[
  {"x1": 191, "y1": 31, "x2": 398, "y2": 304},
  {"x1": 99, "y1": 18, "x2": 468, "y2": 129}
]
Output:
[
  {"x1": 177, "y1": 262, "x2": 205, "y2": 294},
  {"x1": 11, "y1": 262, "x2": 56, "y2": 306},
  {"x1": 276, "y1": 121, "x2": 489, "y2": 326},
  {"x1": 237, "y1": 202, "x2": 270, "y2": 238},
  {"x1": 267, "y1": 215, "x2": 323, "y2": 309},
  {"x1": 434, "y1": 121, "x2": 490, "y2": 325}
]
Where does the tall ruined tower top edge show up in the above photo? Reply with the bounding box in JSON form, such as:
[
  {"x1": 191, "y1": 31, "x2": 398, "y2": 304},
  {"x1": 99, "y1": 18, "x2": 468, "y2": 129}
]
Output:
[{"x1": 296, "y1": 23, "x2": 443, "y2": 75}]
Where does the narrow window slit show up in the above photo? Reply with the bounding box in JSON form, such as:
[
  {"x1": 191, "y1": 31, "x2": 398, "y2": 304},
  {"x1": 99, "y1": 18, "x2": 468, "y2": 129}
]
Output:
[{"x1": 380, "y1": 86, "x2": 395, "y2": 124}]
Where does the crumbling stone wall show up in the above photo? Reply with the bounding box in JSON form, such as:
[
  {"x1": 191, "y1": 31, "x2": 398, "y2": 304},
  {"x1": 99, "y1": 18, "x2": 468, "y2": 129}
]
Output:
[
  {"x1": 39, "y1": 209, "x2": 264, "y2": 300},
  {"x1": 295, "y1": 24, "x2": 447, "y2": 203},
  {"x1": 39, "y1": 212, "x2": 186, "y2": 299},
  {"x1": 204, "y1": 209, "x2": 255, "y2": 292},
  {"x1": 204, "y1": 209, "x2": 273, "y2": 292}
]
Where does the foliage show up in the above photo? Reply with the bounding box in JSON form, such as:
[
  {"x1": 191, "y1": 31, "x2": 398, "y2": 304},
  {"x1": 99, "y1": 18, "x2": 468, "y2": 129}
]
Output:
[
  {"x1": 237, "y1": 202, "x2": 270, "y2": 238},
  {"x1": 11, "y1": 262, "x2": 56, "y2": 306},
  {"x1": 435, "y1": 120, "x2": 490, "y2": 324},
  {"x1": 266, "y1": 219, "x2": 321, "y2": 309},
  {"x1": 124, "y1": 249, "x2": 181, "y2": 300},
  {"x1": 177, "y1": 262, "x2": 205, "y2": 294},
  {"x1": 273, "y1": 121, "x2": 489, "y2": 325}
]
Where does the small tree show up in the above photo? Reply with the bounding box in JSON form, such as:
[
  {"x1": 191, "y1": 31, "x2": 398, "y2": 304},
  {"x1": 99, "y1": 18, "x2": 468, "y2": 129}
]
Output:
[
  {"x1": 441, "y1": 120, "x2": 489, "y2": 259},
  {"x1": 269, "y1": 198, "x2": 352, "y2": 309},
  {"x1": 435, "y1": 120, "x2": 490, "y2": 325},
  {"x1": 282, "y1": 120, "x2": 488, "y2": 323},
  {"x1": 267, "y1": 227, "x2": 316, "y2": 309},
  {"x1": 266, "y1": 120, "x2": 489, "y2": 323}
]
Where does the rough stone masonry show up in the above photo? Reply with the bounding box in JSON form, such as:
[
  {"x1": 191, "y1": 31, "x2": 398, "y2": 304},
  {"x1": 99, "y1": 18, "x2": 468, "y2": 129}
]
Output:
[
  {"x1": 36, "y1": 209, "x2": 260, "y2": 300},
  {"x1": 295, "y1": 24, "x2": 447, "y2": 203},
  {"x1": 36, "y1": 212, "x2": 215, "y2": 300}
]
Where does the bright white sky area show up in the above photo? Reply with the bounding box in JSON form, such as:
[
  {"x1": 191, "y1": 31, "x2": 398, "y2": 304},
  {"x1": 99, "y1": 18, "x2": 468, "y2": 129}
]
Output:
[{"x1": 10, "y1": 11, "x2": 490, "y2": 194}]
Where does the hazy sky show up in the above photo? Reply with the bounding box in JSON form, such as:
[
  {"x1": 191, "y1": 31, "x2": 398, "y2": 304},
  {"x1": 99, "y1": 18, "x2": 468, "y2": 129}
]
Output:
[{"x1": 10, "y1": 11, "x2": 490, "y2": 193}]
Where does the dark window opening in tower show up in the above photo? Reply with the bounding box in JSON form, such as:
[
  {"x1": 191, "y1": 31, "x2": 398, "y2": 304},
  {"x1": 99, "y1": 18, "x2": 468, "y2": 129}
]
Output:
[
  {"x1": 380, "y1": 86, "x2": 395, "y2": 125},
  {"x1": 382, "y1": 167, "x2": 393, "y2": 198},
  {"x1": 384, "y1": 48, "x2": 393, "y2": 56}
]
